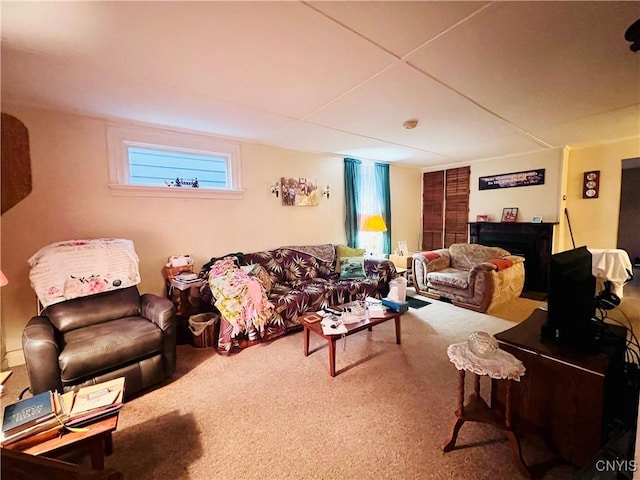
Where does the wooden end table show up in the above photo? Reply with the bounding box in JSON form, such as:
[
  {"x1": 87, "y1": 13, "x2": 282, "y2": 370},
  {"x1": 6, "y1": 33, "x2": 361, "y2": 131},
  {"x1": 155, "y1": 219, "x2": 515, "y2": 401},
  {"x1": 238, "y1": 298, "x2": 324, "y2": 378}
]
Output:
[
  {"x1": 443, "y1": 342, "x2": 530, "y2": 478},
  {"x1": 5, "y1": 414, "x2": 119, "y2": 470},
  {"x1": 298, "y1": 305, "x2": 402, "y2": 377}
]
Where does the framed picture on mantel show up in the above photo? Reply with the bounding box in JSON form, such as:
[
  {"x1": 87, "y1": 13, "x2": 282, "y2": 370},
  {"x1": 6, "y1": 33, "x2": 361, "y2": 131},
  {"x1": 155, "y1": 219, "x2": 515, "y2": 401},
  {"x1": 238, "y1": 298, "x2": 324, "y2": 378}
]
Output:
[{"x1": 501, "y1": 207, "x2": 518, "y2": 222}]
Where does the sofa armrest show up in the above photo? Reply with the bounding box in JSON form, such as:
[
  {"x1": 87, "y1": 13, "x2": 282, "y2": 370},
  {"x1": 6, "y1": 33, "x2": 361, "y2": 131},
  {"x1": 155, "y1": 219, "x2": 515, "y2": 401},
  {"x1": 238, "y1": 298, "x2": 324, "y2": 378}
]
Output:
[
  {"x1": 141, "y1": 294, "x2": 175, "y2": 332},
  {"x1": 473, "y1": 262, "x2": 499, "y2": 272},
  {"x1": 141, "y1": 294, "x2": 177, "y2": 376},
  {"x1": 22, "y1": 316, "x2": 63, "y2": 395},
  {"x1": 412, "y1": 249, "x2": 450, "y2": 291}
]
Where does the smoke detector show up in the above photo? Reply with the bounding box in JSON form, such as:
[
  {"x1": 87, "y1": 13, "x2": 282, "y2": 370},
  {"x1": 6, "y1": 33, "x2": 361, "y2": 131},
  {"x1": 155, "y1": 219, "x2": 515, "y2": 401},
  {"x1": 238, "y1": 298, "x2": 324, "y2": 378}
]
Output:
[{"x1": 403, "y1": 119, "x2": 419, "y2": 130}]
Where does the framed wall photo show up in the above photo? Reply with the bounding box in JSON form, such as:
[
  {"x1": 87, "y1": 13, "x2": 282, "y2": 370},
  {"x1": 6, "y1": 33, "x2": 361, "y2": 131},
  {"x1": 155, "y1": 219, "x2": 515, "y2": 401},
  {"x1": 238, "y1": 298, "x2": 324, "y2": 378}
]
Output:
[
  {"x1": 582, "y1": 170, "x2": 600, "y2": 199},
  {"x1": 501, "y1": 207, "x2": 518, "y2": 222}
]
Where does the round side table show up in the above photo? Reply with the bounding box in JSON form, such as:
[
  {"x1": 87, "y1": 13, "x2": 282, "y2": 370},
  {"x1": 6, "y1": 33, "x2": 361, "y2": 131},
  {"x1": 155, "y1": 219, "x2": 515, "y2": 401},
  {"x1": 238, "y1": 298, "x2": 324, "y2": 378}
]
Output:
[{"x1": 443, "y1": 341, "x2": 530, "y2": 479}]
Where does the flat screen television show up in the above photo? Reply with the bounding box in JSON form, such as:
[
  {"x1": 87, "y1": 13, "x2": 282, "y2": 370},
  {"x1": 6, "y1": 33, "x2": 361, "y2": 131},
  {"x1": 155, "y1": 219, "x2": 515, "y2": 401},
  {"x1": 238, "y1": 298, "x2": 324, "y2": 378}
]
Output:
[{"x1": 541, "y1": 246, "x2": 598, "y2": 349}]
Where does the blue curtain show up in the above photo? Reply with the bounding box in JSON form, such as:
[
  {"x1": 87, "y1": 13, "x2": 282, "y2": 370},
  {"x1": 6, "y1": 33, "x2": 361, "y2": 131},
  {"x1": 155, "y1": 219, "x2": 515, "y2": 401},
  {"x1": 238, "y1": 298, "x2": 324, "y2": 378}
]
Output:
[
  {"x1": 375, "y1": 162, "x2": 392, "y2": 254},
  {"x1": 344, "y1": 158, "x2": 361, "y2": 248}
]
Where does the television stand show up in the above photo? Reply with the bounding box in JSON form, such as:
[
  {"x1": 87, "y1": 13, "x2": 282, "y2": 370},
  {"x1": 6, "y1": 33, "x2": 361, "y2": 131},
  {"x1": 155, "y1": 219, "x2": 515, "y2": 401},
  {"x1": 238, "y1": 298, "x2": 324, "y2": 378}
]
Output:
[
  {"x1": 491, "y1": 308, "x2": 627, "y2": 468},
  {"x1": 540, "y1": 316, "x2": 607, "y2": 354}
]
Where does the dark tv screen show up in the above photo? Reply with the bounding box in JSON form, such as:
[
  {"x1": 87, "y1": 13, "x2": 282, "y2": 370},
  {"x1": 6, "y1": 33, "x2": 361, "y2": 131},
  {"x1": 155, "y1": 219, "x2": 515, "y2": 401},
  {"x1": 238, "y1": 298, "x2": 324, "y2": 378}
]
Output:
[{"x1": 543, "y1": 246, "x2": 597, "y2": 347}]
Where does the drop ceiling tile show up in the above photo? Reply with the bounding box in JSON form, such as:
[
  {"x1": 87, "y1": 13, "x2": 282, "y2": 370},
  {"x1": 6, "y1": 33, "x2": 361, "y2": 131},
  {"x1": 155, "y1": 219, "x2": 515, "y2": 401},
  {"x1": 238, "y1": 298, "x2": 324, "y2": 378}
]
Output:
[
  {"x1": 306, "y1": 63, "x2": 545, "y2": 158},
  {"x1": 407, "y1": 2, "x2": 640, "y2": 131},
  {"x1": 267, "y1": 121, "x2": 446, "y2": 164},
  {"x1": 2, "y1": 1, "x2": 395, "y2": 119},
  {"x1": 308, "y1": 1, "x2": 488, "y2": 57},
  {"x1": 1, "y1": 47, "x2": 295, "y2": 140},
  {"x1": 532, "y1": 105, "x2": 640, "y2": 149}
]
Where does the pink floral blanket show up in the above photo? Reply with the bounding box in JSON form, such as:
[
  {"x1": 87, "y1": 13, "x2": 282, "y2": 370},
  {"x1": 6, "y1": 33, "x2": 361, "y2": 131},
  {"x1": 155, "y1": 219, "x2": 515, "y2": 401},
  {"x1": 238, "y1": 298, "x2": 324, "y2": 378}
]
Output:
[{"x1": 28, "y1": 238, "x2": 141, "y2": 308}]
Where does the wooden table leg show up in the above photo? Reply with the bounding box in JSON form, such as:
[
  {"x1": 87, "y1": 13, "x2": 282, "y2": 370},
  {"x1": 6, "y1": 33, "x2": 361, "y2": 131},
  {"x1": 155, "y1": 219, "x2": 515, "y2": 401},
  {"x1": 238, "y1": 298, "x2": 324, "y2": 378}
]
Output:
[
  {"x1": 443, "y1": 370, "x2": 466, "y2": 451},
  {"x1": 329, "y1": 337, "x2": 337, "y2": 377},
  {"x1": 104, "y1": 432, "x2": 113, "y2": 456},
  {"x1": 394, "y1": 316, "x2": 401, "y2": 344},
  {"x1": 88, "y1": 437, "x2": 106, "y2": 470},
  {"x1": 303, "y1": 326, "x2": 310, "y2": 357},
  {"x1": 504, "y1": 380, "x2": 530, "y2": 479}
]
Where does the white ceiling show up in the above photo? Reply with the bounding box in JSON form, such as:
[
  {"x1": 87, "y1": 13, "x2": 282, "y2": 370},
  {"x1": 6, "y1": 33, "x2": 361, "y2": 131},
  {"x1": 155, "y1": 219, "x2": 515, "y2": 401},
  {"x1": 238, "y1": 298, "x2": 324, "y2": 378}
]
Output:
[{"x1": 2, "y1": 1, "x2": 639, "y2": 168}]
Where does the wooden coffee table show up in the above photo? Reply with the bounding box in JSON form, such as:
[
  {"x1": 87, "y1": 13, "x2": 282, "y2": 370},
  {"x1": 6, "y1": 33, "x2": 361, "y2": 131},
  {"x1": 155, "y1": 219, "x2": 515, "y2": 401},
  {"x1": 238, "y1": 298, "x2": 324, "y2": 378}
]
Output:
[
  {"x1": 299, "y1": 305, "x2": 403, "y2": 377},
  {"x1": 5, "y1": 414, "x2": 119, "y2": 470}
]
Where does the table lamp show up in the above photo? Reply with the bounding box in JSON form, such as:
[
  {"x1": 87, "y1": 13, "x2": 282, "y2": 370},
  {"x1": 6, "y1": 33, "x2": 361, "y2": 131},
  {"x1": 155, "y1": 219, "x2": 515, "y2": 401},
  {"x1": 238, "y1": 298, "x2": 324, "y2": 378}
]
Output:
[{"x1": 362, "y1": 214, "x2": 387, "y2": 255}]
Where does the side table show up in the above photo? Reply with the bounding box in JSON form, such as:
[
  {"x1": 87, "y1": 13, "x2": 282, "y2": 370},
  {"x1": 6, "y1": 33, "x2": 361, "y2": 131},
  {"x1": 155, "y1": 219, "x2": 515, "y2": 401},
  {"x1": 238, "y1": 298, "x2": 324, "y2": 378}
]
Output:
[
  {"x1": 443, "y1": 341, "x2": 530, "y2": 479},
  {"x1": 5, "y1": 414, "x2": 119, "y2": 470},
  {"x1": 166, "y1": 278, "x2": 206, "y2": 344}
]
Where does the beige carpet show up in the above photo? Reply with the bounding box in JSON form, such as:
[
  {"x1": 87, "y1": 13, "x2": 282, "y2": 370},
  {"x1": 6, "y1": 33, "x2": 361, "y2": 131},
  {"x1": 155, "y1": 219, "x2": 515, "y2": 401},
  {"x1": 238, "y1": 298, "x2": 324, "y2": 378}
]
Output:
[{"x1": 4, "y1": 288, "x2": 635, "y2": 479}]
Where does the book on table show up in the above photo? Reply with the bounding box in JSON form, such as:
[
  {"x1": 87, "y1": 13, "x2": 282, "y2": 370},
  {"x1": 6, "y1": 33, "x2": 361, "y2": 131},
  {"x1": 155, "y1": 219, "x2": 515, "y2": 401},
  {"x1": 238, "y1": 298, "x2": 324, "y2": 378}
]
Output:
[
  {"x1": 2, "y1": 390, "x2": 56, "y2": 437},
  {"x1": 1, "y1": 377, "x2": 125, "y2": 447},
  {"x1": 1, "y1": 391, "x2": 68, "y2": 447},
  {"x1": 62, "y1": 377, "x2": 125, "y2": 428}
]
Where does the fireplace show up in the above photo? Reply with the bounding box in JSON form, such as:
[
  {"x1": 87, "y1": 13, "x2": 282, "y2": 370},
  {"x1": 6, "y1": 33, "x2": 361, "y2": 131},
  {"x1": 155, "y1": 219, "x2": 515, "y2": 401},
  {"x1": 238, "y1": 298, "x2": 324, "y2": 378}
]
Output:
[{"x1": 469, "y1": 222, "x2": 557, "y2": 293}]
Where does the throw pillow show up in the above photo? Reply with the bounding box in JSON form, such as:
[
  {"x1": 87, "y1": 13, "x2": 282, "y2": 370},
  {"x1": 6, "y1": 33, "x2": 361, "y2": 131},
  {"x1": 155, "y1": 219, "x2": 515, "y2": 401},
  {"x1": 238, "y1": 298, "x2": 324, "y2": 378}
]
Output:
[
  {"x1": 489, "y1": 258, "x2": 514, "y2": 271},
  {"x1": 339, "y1": 256, "x2": 366, "y2": 279},
  {"x1": 335, "y1": 245, "x2": 366, "y2": 272}
]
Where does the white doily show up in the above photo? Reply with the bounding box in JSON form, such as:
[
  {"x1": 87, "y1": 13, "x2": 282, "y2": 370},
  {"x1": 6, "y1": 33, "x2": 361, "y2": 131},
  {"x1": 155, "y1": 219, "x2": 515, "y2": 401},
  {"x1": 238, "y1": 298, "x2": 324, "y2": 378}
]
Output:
[{"x1": 447, "y1": 342, "x2": 525, "y2": 381}]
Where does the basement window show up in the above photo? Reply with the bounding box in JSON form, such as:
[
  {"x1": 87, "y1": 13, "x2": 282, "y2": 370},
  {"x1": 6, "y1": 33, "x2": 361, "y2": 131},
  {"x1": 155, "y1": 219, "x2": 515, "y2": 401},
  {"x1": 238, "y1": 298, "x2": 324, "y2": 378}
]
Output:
[{"x1": 107, "y1": 125, "x2": 243, "y2": 199}]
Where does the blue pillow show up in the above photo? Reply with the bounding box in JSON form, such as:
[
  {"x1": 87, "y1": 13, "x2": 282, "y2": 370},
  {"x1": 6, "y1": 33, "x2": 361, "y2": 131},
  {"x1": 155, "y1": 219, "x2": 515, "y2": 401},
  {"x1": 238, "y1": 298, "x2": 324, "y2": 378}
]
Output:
[{"x1": 339, "y1": 256, "x2": 366, "y2": 279}]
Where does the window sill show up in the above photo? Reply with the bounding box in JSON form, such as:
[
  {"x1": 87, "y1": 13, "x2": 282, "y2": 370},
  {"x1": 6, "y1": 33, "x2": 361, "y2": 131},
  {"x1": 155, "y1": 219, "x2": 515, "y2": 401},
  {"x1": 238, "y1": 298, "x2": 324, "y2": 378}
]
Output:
[{"x1": 108, "y1": 184, "x2": 244, "y2": 199}]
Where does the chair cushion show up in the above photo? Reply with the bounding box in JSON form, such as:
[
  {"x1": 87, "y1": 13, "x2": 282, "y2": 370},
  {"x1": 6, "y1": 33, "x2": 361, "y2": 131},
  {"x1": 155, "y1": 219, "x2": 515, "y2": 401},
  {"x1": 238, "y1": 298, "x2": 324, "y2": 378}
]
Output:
[
  {"x1": 59, "y1": 316, "x2": 162, "y2": 384},
  {"x1": 427, "y1": 268, "x2": 470, "y2": 290},
  {"x1": 45, "y1": 286, "x2": 141, "y2": 333}
]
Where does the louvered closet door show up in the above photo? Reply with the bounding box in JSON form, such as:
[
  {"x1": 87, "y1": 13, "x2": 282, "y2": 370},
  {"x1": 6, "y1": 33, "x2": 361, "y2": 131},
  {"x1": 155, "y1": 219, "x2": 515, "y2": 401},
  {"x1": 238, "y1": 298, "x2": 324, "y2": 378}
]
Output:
[
  {"x1": 444, "y1": 166, "x2": 470, "y2": 247},
  {"x1": 421, "y1": 171, "x2": 444, "y2": 250}
]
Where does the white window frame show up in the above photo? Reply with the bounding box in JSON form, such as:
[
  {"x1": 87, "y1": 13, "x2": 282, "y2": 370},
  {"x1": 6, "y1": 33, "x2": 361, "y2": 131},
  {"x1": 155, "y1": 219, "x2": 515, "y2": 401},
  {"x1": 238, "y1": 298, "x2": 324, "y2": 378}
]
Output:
[{"x1": 107, "y1": 124, "x2": 243, "y2": 199}]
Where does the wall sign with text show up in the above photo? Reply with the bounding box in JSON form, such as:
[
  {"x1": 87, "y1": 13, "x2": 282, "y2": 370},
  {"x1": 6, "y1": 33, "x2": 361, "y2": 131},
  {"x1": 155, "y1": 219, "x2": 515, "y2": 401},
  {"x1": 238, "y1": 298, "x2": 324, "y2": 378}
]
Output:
[{"x1": 478, "y1": 169, "x2": 545, "y2": 190}]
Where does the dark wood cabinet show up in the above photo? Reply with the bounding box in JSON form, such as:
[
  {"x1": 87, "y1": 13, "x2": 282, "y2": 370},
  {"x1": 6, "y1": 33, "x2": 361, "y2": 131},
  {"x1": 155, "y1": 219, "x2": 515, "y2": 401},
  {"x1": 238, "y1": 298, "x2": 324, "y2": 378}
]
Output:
[{"x1": 491, "y1": 309, "x2": 626, "y2": 468}]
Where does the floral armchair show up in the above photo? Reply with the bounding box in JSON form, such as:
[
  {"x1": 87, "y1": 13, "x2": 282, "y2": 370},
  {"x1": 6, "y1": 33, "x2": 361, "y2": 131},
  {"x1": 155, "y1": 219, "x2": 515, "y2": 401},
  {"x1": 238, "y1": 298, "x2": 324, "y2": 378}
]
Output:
[{"x1": 412, "y1": 243, "x2": 525, "y2": 312}]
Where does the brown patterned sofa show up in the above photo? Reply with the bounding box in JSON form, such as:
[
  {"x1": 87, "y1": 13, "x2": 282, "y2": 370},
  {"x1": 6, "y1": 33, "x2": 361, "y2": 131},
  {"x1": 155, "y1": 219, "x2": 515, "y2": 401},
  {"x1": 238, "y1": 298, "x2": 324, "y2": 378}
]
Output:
[
  {"x1": 412, "y1": 243, "x2": 525, "y2": 312},
  {"x1": 200, "y1": 244, "x2": 397, "y2": 353}
]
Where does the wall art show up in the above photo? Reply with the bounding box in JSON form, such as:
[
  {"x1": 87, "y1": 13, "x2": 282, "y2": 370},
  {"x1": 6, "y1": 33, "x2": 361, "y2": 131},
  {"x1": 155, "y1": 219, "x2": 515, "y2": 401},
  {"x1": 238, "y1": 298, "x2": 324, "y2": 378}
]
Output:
[
  {"x1": 479, "y1": 169, "x2": 545, "y2": 190},
  {"x1": 582, "y1": 170, "x2": 600, "y2": 199},
  {"x1": 280, "y1": 177, "x2": 319, "y2": 206}
]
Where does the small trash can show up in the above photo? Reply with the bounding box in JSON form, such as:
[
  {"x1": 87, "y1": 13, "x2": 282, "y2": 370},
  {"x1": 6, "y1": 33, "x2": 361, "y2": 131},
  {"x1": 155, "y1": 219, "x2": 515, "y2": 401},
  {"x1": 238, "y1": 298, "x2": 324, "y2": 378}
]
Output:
[{"x1": 189, "y1": 312, "x2": 219, "y2": 349}]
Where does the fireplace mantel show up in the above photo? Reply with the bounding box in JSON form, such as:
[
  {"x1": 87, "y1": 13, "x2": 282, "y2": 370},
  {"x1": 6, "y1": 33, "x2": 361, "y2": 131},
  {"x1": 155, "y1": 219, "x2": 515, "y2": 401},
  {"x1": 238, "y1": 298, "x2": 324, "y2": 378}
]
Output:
[{"x1": 469, "y1": 222, "x2": 557, "y2": 293}]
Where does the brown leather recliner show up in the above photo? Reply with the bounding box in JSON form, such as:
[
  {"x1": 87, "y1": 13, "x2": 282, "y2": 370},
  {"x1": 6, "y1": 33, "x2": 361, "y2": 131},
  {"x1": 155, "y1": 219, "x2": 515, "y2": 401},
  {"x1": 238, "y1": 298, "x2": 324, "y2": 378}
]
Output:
[{"x1": 22, "y1": 286, "x2": 176, "y2": 398}]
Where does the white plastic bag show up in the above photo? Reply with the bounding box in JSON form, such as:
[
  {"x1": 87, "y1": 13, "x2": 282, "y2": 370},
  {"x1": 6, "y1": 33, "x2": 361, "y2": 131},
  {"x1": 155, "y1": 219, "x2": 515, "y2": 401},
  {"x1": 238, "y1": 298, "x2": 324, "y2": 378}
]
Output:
[
  {"x1": 189, "y1": 313, "x2": 218, "y2": 336},
  {"x1": 388, "y1": 277, "x2": 407, "y2": 302}
]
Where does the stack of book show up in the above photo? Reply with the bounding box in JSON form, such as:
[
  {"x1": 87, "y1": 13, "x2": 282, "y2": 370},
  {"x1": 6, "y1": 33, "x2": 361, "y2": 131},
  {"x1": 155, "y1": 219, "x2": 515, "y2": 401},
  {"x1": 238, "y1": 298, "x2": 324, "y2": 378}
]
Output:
[
  {"x1": 1, "y1": 377, "x2": 125, "y2": 448},
  {"x1": 1, "y1": 390, "x2": 67, "y2": 448}
]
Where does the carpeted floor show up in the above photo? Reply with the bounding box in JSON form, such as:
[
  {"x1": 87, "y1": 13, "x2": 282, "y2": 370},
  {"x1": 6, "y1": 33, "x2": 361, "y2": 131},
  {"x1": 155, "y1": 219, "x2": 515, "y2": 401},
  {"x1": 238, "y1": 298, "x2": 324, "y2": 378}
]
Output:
[{"x1": 3, "y1": 286, "x2": 638, "y2": 479}]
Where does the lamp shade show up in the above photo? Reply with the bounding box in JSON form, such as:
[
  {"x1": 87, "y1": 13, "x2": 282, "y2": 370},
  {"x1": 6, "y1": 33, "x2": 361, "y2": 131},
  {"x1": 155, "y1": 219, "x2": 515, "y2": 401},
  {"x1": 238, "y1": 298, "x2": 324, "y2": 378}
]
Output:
[{"x1": 362, "y1": 214, "x2": 388, "y2": 232}]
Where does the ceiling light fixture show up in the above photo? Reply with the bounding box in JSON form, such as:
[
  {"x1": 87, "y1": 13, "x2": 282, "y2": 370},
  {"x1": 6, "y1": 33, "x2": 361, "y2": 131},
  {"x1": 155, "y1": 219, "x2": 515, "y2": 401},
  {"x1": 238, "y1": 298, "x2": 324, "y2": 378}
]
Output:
[{"x1": 403, "y1": 119, "x2": 419, "y2": 130}]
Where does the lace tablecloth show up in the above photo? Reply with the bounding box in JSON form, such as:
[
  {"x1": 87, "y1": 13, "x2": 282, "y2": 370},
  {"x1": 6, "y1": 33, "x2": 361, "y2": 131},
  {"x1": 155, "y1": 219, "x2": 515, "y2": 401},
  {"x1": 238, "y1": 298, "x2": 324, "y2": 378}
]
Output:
[{"x1": 447, "y1": 342, "x2": 525, "y2": 381}]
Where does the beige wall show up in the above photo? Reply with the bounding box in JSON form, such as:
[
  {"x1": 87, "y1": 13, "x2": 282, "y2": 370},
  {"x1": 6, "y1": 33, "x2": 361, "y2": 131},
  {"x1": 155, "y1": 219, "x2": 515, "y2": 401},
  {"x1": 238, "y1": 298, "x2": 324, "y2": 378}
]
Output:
[
  {"x1": 564, "y1": 138, "x2": 640, "y2": 250},
  {"x1": 469, "y1": 148, "x2": 565, "y2": 225},
  {"x1": 0, "y1": 106, "x2": 422, "y2": 366}
]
